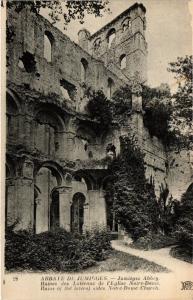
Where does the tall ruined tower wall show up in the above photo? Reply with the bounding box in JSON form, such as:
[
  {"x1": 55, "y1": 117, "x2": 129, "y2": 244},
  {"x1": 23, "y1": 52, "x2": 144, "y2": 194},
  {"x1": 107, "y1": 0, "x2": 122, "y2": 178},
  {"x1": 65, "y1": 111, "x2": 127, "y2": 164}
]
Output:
[{"x1": 86, "y1": 3, "x2": 147, "y2": 83}]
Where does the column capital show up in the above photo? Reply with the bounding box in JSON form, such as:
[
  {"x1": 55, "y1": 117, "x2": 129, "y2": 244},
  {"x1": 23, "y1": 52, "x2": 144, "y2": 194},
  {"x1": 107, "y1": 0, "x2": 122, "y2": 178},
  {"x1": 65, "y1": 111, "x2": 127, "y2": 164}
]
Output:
[{"x1": 57, "y1": 186, "x2": 72, "y2": 194}]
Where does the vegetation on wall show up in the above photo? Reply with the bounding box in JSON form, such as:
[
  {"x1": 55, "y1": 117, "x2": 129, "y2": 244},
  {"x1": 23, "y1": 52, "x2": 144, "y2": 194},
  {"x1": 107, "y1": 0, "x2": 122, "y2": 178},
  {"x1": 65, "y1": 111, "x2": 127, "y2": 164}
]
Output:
[
  {"x1": 170, "y1": 184, "x2": 193, "y2": 263},
  {"x1": 142, "y1": 84, "x2": 174, "y2": 144},
  {"x1": 86, "y1": 89, "x2": 112, "y2": 130},
  {"x1": 111, "y1": 85, "x2": 132, "y2": 123},
  {"x1": 85, "y1": 83, "x2": 175, "y2": 144},
  {"x1": 107, "y1": 135, "x2": 160, "y2": 241},
  {"x1": 167, "y1": 55, "x2": 192, "y2": 148}
]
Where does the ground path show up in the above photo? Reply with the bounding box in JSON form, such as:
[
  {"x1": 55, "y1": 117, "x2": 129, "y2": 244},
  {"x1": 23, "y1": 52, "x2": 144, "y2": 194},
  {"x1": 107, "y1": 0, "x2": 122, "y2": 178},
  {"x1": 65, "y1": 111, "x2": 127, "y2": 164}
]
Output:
[{"x1": 111, "y1": 240, "x2": 193, "y2": 274}]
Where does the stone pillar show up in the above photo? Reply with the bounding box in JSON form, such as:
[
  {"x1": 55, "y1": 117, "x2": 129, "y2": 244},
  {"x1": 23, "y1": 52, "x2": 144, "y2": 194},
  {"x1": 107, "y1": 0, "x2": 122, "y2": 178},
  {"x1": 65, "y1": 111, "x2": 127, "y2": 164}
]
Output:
[
  {"x1": 83, "y1": 201, "x2": 90, "y2": 232},
  {"x1": 24, "y1": 115, "x2": 33, "y2": 149},
  {"x1": 63, "y1": 132, "x2": 75, "y2": 161},
  {"x1": 58, "y1": 186, "x2": 72, "y2": 232},
  {"x1": 88, "y1": 190, "x2": 106, "y2": 229},
  {"x1": 6, "y1": 179, "x2": 16, "y2": 226},
  {"x1": 9, "y1": 159, "x2": 34, "y2": 231},
  {"x1": 98, "y1": 191, "x2": 107, "y2": 229},
  {"x1": 15, "y1": 178, "x2": 34, "y2": 230}
]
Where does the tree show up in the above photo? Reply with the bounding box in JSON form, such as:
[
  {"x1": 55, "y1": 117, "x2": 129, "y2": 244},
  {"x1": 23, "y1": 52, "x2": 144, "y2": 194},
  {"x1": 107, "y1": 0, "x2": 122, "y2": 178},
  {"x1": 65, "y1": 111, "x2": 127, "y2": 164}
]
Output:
[
  {"x1": 4, "y1": 0, "x2": 110, "y2": 29},
  {"x1": 108, "y1": 136, "x2": 159, "y2": 241},
  {"x1": 168, "y1": 56, "x2": 193, "y2": 145}
]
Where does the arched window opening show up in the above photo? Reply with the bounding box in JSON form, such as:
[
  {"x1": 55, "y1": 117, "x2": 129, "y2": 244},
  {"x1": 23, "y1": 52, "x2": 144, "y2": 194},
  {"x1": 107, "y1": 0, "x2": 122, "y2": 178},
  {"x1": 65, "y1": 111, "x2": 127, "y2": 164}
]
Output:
[
  {"x1": 6, "y1": 92, "x2": 19, "y2": 138},
  {"x1": 93, "y1": 38, "x2": 101, "y2": 51},
  {"x1": 71, "y1": 193, "x2": 86, "y2": 234},
  {"x1": 122, "y1": 18, "x2": 131, "y2": 32},
  {"x1": 34, "y1": 165, "x2": 62, "y2": 233},
  {"x1": 107, "y1": 78, "x2": 114, "y2": 98},
  {"x1": 120, "y1": 54, "x2": 126, "y2": 70},
  {"x1": 107, "y1": 28, "x2": 116, "y2": 48},
  {"x1": 44, "y1": 31, "x2": 54, "y2": 62},
  {"x1": 80, "y1": 58, "x2": 88, "y2": 82},
  {"x1": 35, "y1": 110, "x2": 63, "y2": 156}
]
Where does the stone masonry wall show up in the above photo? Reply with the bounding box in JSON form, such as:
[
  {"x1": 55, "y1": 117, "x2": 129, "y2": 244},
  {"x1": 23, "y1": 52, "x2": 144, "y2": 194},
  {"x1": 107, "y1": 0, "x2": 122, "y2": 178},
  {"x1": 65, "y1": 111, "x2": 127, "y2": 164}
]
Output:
[{"x1": 7, "y1": 6, "x2": 125, "y2": 112}]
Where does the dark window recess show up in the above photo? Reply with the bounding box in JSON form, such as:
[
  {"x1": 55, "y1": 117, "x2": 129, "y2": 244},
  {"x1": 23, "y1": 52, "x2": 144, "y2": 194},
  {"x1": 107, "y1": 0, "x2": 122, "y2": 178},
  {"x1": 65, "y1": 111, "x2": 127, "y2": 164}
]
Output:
[
  {"x1": 60, "y1": 79, "x2": 76, "y2": 100},
  {"x1": 19, "y1": 51, "x2": 36, "y2": 73},
  {"x1": 106, "y1": 143, "x2": 116, "y2": 155},
  {"x1": 88, "y1": 151, "x2": 93, "y2": 158}
]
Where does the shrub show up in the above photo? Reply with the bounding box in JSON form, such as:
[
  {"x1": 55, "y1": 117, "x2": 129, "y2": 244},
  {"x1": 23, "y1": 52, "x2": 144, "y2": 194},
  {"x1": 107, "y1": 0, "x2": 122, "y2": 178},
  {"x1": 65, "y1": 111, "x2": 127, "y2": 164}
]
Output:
[
  {"x1": 131, "y1": 233, "x2": 176, "y2": 250},
  {"x1": 171, "y1": 184, "x2": 193, "y2": 262},
  {"x1": 111, "y1": 85, "x2": 132, "y2": 124},
  {"x1": 5, "y1": 227, "x2": 111, "y2": 272}
]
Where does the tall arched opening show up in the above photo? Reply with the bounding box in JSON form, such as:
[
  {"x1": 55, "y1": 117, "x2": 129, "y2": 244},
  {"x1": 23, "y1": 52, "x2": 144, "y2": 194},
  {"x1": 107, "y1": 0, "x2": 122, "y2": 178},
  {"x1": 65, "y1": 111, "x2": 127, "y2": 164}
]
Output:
[
  {"x1": 34, "y1": 163, "x2": 62, "y2": 233},
  {"x1": 70, "y1": 192, "x2": 86, "y2": 234},
  {"x1": 34, "y1": 109, "x2": 64, "y2": 157}
]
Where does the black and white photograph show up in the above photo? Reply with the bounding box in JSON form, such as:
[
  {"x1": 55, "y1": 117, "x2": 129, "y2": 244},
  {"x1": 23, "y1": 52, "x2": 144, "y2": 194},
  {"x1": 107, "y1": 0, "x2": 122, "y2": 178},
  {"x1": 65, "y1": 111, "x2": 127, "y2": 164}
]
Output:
[{"x1": 1, "y1": 0, "x2": 193, "y2": 299}]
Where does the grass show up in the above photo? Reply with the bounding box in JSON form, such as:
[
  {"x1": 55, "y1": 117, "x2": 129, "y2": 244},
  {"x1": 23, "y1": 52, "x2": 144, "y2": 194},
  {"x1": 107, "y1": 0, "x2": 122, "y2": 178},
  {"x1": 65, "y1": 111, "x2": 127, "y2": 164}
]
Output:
[{"x1": 79, "y1": 250, "x2": 170, "y2": 273}]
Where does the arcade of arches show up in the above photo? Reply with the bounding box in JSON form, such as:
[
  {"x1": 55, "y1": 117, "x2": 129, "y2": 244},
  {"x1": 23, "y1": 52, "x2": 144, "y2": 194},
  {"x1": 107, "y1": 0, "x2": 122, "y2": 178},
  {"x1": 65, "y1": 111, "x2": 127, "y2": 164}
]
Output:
[
  {"x1": 5, "y1": 90, "x2": 118, "y2": 234},
  {"x1": 5, "y1": 88, "x2": 193, "y2": 235},
  {"x1": 6, "y1": 3, "x2": 193, "y2": 236}
]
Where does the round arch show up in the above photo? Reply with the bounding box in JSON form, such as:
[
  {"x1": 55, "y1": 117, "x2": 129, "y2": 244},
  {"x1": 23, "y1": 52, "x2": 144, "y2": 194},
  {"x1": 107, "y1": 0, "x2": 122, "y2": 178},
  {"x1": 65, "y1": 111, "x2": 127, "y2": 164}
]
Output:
[
  {"x1": 6, "y1": 89, "x2": 21, "y2": 114},
  {"x1": 107, "y1": 28, "x2": 116, "y2": 48},
  {"x1": 35, "y1": 109, "x2": 65, "y2": 132},
  {"x1": 100, "y1": 175, "x2": 114, "y2": 191},
  {"x1": 35, "y1": 161, "x2": 64, "y2": 186},
  {"x1": 73, "y1": 170, "x2": 96, "y2": 190}
]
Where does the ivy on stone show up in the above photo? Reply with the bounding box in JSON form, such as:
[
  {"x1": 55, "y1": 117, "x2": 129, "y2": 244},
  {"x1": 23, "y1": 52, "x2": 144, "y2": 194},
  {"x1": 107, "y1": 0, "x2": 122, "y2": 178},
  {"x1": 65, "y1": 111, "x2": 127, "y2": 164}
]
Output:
[{"x1": 107, "y1": 135, "x2": 160, "y2": 241}]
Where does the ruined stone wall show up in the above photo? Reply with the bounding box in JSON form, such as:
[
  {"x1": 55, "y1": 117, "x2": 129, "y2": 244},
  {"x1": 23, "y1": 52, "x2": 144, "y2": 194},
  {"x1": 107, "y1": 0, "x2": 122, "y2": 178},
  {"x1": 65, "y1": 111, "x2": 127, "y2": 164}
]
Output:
[
  {"x1": 6, "y1": 4, "x2": 192, "y2": 233},
  {"x1": 88, "y1": 3, "x2": 147, "y2": 82},
  {"x1": 7, "y1": 6, "x2": 125, "y2": 113},
  {"x1": 167, "y1": 150, "x2": 193, "y2": 200}
]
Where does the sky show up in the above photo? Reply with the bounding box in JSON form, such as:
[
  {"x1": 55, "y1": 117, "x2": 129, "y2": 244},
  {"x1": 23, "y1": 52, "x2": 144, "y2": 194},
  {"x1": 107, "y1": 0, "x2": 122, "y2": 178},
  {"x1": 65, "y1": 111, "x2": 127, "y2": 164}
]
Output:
[{"x1": 41, "y1": 0, "x2": 193, "y2": 91}]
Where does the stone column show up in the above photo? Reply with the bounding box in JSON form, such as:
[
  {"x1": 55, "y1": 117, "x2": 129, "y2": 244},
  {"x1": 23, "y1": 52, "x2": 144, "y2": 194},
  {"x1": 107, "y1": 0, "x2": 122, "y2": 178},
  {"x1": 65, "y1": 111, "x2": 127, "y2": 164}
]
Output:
[
  {"x1": 83, "y1": 201, "x2": 90, "y2": 232},
  {"x1": 6, "y1": 179, "x2": 16, "y2": 226},
  {"x1": 58, "y1": 186, "x2": 72, "y2": 232},
  {"x1": 88, "y1": 190, "x2": 106, "y2": 230},
  {"x1": 15, "y1": 178, "x2": 34, "y2": 230},
  {"x1": 11, "y1": 159, "x2": 35, "y2": 231},
  {"x1": 24, "y1": 115, "x2": 33, "y2": 149}
]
